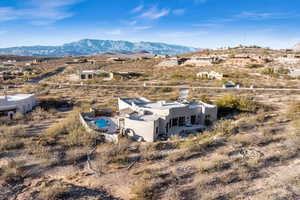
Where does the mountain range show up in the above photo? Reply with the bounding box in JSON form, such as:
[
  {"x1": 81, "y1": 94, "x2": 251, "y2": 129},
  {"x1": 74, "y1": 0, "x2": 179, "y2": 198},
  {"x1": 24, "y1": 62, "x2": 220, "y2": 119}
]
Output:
[{"x1": 0, "y1": 39, "x2": 197, "y2": 57}]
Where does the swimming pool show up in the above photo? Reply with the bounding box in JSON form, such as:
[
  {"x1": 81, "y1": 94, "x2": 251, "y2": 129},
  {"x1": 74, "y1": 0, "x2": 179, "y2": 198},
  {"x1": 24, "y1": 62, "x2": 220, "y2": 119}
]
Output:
[{"x1": 95, "y1": 119, "x2": 109, "y2": 128}]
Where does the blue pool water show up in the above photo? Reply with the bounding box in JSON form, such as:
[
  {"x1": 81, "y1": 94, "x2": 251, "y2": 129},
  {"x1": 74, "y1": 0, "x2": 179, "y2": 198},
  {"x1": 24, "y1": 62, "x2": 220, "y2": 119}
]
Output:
[{"x1": 95, "y1": 119, "x2": 109, "y2": 128}]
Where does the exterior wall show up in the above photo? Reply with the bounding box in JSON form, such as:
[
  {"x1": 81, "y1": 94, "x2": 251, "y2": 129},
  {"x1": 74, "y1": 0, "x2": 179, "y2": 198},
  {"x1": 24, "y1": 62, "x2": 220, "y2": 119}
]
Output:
[
  {"x1": 118, "y1": 98, "x2": 131, "y2": 110},
  {"x1": 123, "y1": 118, "x2": 156, "y2": 142},
  {"x1": 184, "y1": 59, "x2": 212, "y2": 66},
  {"x1": 200, "y1": 105, "x2": 218, "y2": 124},
  {"x1": 16, "y1": 95, "x2": 37, "y2": 113},
  {"x1": 157, "y1": 59, "x2": 179, "y2": 67},
  {"x1": 289, "y1": 69, "x2": 300, "y2": 78},
  {"x1": 79, "y1": 113, "x2": 118, "y2": 143},
  {"x1": 275, "y1": 58, "x2": 300, "y2": 64},
  {"x1": 1, "y1": 95, "x2": 37, "y2": 114}
]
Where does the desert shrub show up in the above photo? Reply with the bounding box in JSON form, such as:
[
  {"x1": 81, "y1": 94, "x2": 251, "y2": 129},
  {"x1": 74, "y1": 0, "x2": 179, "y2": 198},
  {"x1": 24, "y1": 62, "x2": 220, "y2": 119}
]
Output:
[
  {"x1": 131, "y1": 168, "x2": 176, "y2": 200},
  {"x1": 38, "y1": 183, "x2": 71, "y2": 200},
  {"x1": 131, "y1": 179, "x2": 156, "y2": 200},
  {"x1": 213, "y1": 120, "x2": 238, "y2": 135},
  {"x1": 260, "y1": 67, "x2": 279, "y2": 77},
  {"x1": 276, "y1": 67, "x2": 290, "y2": 74},
  {"x1": 167, "y1": 150, "x2": 190, "y2": 163},
  {"x1": 13, "y1": 112, "x2": 25, "y2": 120},
  {"x1": 287, "y1": 102, "x2": 300, "y2": 119},
  {"x1": 216, "y1": 95, "x2": 259, "y2": 117},
  {"x1": 0, "y1": 160, "x2": 25, "y2": 184},
  {"x1": 161, "y1": 87, "x2": 173, "y2": 93},
  {"x1": 0, "y1": 125, "x2": 26, "y2": 150},
  {"x1": 44, "y1": 111, "x2": 80, "y2": 138},
  {"x1": 65, "y1": 127, "x2": 94, "y2": 147},
  {"x1": 31, "y1": 107, "x2": 52, "y2": 121},
  {"x1": 198, "y1": 154, "x2": 229, "y2": 173},
  {"x1": 199, "y1": 95, "x2": 212, "y2": 104},
  {"x1": 98, "y1": 138, "x2": 133, "y2": 165},
  {"x1": 246, "y1": 64, "x2": 264, "y2": 68}
]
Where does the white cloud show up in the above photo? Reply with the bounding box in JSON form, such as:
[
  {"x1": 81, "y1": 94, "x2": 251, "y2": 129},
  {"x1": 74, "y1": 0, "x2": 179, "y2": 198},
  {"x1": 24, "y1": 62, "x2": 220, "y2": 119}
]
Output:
[
  {"x1": 131, "y1": 5, "x2": 144, "y2": 13},
  {"x1": 0, "y1": 0, "x2": 84, "y2": 24},
  {"x1": 235, "y1": 11, "x2": 292, "y2": 20},
  {"x1": 173, "y1": 9, "x2": 185, "y2": 16},
  {"x1": 140, "y1": 7, "x2": 170, "y2": 20},
  {"x1": 133, "y1": 26, "x2": 152, "y2": 31}
]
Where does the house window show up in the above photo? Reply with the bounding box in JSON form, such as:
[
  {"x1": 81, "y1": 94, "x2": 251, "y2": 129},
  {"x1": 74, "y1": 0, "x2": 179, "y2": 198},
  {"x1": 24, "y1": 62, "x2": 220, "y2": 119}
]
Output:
[
  {"x1": 205, "y1": 115, "x2": 212, "y2": 126},
  {"x1": 88, "y1": 74, "x2": 93, "y2": 79},
  {"x1": 179, "y1": 116, "x2": 185, "y2": 126},
  {"x1": 191, "y1": 115, "x2": 196, "y2": 125},
  {"x1": 172, "y1": 118, "x2": 178, "y2": 127},
  {"x1": 81, "y1": 74, "x2": 86, "y2": 79}
]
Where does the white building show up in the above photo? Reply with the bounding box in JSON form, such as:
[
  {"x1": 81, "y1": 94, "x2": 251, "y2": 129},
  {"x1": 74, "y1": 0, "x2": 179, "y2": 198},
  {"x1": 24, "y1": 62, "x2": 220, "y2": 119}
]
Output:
[
  {"x1": 288, "y1": 68, "x2": 300, "y2": 78},
  {"x1": 0, "y1": 94, "x2": 37, "y2": 119},
  {"x1": 157, "y1": 57, "x2": 187, "y2": 67},
  {"x1": 197, "y1": 71, "x2": 224, "y2": 80},
  {"x1": 118, "y1": 97, "x2": 217, "y2": 142},
  {"x1": 275, "y1": 55, "x2": 300, "y2": 64},
  {"x1": 183, "y1": 56, "x2": 220, "y2": 66},
  {"x1": 78, "y1": 70, "x2": 107, "y2": 80}
]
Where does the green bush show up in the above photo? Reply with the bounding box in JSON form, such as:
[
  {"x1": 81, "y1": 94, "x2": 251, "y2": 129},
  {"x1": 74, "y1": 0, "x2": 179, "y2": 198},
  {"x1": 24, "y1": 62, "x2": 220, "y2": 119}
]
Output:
[{"x1": 216, "y1": 95, "x2": 259, "y2": 117}]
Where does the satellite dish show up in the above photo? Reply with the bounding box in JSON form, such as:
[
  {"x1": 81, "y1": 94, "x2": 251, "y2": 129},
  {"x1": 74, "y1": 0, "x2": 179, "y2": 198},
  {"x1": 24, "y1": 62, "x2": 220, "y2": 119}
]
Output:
[{"x1": 179, "y1": 88, "x2": 189, "y2": 100}]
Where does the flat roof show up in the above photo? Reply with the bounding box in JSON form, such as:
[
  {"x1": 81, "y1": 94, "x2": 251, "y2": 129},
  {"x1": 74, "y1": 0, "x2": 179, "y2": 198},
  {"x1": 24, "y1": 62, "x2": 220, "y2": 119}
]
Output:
[
  {"x1": 121, "y1": 98, "x2": 149, "y2": 105},
  {"x1": 0, "y1": 94, "x2": 35, "y2": 101}
]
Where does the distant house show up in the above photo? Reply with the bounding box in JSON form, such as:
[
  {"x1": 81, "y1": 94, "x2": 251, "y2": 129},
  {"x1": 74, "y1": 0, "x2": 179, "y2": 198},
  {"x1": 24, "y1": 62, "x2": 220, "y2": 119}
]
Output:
[
  {"x1": 157, "y1": 57, "x2": 187, "y2": 67},
  {"x1": 107, "y1": 57, "x2": 129, "y2": 62},
  {"x1": 154, "y1": 54, "x2": 170, "y2": 59},
  {"x1": 118, "y1": 97, "x2": 217, "y2": 142},
  {"x1": 275, "y1": 54, "x2": 300, "y2": 64},
  {"x1": 197, "y1": 71, "x2": 223, "y2": 80},
  {"x1": 65, "y1": 58, "x2": 88, "y2": 64},
  {"x1": 288, "y1": 68, "x2": 300, "y2": 78},
  {"x1": 225, "y1": 54, "x2": 265, "y2": 66},
  {"x1": 183, "y1": 56, "x2": 220, "y2": 66},
  {"x1": 2, "y1": 60, "x2": 16, "y2": 67},
  {"x1": 0, "y1": 94, "x2": 37, "y2": 119},
  {"x1": 78, "y1": 70, "x2": 107, "y2": 80}
]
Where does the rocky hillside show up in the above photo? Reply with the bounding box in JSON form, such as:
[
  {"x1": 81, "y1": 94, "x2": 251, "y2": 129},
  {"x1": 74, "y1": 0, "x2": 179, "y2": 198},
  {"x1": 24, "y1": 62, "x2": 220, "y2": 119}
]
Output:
[{"x1": 0, "y1": 39, "x2": 197, "y2": 57}]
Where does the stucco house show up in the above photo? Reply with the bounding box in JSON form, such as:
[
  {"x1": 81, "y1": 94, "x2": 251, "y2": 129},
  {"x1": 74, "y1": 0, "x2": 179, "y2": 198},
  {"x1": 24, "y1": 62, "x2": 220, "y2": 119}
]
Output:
[
  {"x1": 78, "y1": 70, "x2": 108, "y2": 80},
  {"x1": 197, "y1": 71, "x2": 224, "y2": 80},
  {"x1": 118, "y1": 97, "x2": 217, "y2": 142},
  {"x1": 157, "y1": 57, "x2": 187, "y2": 67},
  {"x1": 183, "y1": 56, "x2": 220, "y2": 66},
  {"x1": 0, "y1": 94, "x2": 37, "y2": 119}
]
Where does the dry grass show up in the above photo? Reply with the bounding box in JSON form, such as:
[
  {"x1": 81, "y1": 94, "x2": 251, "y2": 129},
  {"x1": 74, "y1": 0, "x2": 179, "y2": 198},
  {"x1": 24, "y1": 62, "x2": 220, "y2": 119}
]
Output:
[{"x1": 0, "y1": 125, "x2": 26, "y2": 151}]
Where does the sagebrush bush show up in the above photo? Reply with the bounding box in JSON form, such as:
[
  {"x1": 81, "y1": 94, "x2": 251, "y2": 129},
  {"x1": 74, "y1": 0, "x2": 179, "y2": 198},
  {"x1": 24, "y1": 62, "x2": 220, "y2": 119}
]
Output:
[
  {"x1": 213, "y1": 120, "x2": 238, "y2": 135},
  {"x1": 38, "y1": 183, "x2": 71, "y2": 200},
  {"x1": 216, "y1": 95, "x2": 259, "y2": 117},
  {"x1": 0, "y1": 125, "x2": 26, "y2": 150},
  {"x1": 287, "y1": 102, "x2": 300, "y2": 119}
]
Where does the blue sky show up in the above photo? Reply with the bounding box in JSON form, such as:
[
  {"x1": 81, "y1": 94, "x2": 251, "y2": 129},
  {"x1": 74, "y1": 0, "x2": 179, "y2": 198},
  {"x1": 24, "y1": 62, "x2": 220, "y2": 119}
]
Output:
[{"x1": 0, "y1": 0, "x2": 300, "y2": 48}]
